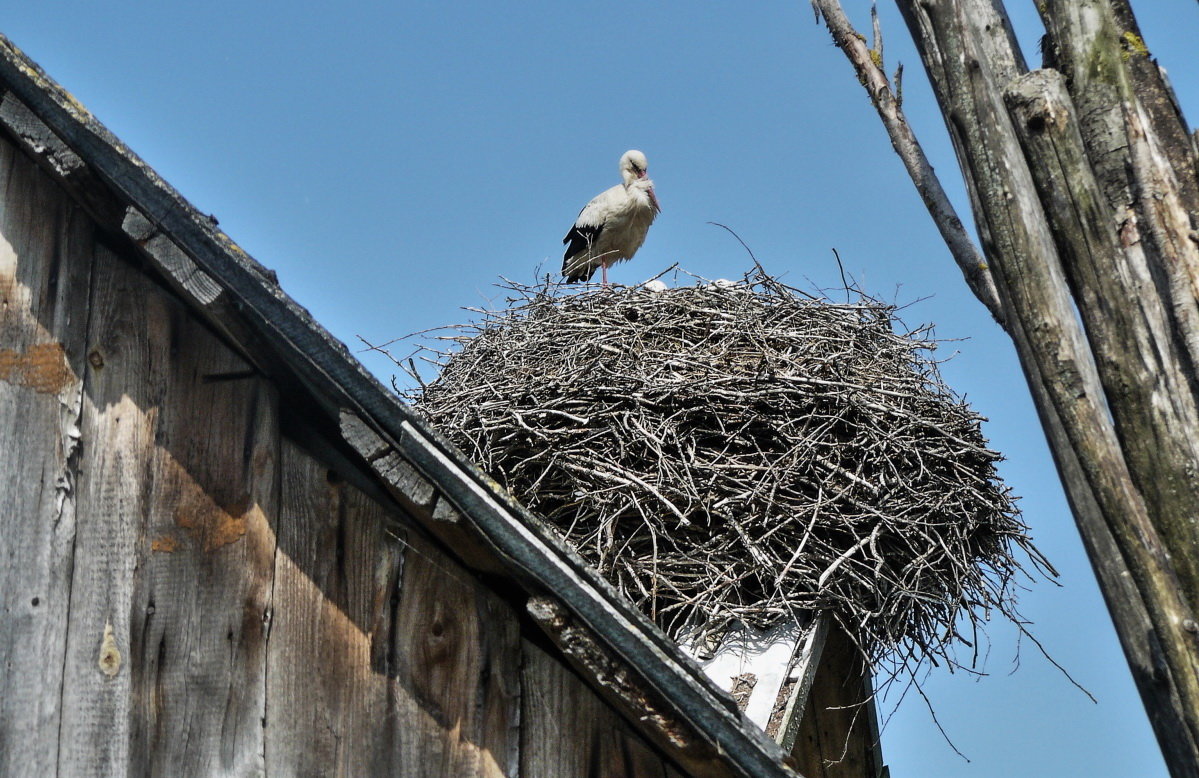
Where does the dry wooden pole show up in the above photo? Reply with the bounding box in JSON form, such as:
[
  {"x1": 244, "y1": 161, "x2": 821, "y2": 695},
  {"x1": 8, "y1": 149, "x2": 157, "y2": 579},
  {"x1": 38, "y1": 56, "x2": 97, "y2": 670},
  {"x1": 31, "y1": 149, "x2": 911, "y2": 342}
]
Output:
[
  {"x1": 814, "y1": 0, "x2": 1199, "y2": 773},
  {"x1": 905, "y1": 1, "x2": 1199, "y2": 763},
  {"x1": 1004, "y1": 70, "x2": 1199, "y2": 612},
  {"x1": 1003, "y1": 69, "x2": 1199, "y2": 771},
  {"x1": 1036, "y1": 0, "x2": 1199, "y2": 606}
]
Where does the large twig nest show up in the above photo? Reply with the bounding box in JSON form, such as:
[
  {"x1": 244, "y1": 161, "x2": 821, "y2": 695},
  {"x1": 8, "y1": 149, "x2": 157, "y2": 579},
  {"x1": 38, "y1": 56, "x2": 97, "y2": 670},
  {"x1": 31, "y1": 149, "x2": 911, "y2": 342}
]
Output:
[{"x1": 405, "y1": 273, "x2": 1049, "y2": 667}]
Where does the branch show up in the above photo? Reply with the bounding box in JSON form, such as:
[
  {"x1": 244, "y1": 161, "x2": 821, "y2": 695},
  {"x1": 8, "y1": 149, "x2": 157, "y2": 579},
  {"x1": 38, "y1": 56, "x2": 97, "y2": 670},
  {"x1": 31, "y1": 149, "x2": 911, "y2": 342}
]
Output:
[
  {"x1": 885, "y1": 0, "x2": 1199, "y2": 769},
  {"x1": 811, "y1": 0, "x2": 1006, "y2": 327}
]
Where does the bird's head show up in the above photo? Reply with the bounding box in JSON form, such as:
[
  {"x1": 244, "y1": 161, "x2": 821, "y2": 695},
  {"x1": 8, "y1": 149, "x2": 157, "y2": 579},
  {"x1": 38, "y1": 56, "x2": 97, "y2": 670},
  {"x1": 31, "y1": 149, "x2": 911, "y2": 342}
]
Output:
[{"x1": 619, "y1": 149, "x2": 650, "y2": 185}]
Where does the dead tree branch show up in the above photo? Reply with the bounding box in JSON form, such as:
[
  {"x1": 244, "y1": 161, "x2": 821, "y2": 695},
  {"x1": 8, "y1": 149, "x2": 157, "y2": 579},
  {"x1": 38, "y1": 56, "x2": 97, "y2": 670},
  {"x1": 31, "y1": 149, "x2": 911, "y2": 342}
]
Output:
[
  {"x1": 816, "y1": 0, "x2": 1199, "y2": 772},
  {"x1": 810, "y1": 0, "x2": 1005, "y2": 325}
]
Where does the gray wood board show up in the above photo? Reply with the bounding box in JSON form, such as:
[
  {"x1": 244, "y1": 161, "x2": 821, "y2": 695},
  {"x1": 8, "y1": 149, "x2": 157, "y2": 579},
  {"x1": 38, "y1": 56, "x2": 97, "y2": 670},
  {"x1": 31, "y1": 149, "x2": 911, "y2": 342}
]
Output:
[
  {"x1": 520, "y1": 639, "x2": 682, "y2": 778},
  {"x1": 0, "y1": 131, "x2": 93, "y2": 775},
  {"x1": 59, "y1": 244, "x2": 276, "y2": 775},
  {"x1": 265, "y1": 438, "x2": 404, "y2": 774},
  {"x1": 266, "y1": 438, "x2": 523, "y2": 776},
  {"x1": 789, "y1": 625, "x2": 884, "y2": 778}
]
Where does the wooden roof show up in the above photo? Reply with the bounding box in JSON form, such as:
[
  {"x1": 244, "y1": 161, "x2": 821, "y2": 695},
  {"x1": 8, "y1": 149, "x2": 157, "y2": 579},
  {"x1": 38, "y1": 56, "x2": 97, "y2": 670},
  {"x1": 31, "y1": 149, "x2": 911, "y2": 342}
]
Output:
[{"x1": 0, "y1": 34, "x2": 800, "y2": 778}]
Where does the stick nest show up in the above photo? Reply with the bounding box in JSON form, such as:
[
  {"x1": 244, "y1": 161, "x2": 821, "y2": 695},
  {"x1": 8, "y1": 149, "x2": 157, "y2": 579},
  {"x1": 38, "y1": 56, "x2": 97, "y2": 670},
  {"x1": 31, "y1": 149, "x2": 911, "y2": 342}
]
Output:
[{"x1": 405, "y1": 274, "x2": 1048, "y2": 667}]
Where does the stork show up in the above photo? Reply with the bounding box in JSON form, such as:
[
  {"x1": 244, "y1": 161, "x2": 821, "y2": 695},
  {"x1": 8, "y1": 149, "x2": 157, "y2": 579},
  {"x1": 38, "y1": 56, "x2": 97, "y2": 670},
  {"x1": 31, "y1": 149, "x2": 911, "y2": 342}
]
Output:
[{"x1": 562, "y1": 149, "x2": 660, "y2": 285}]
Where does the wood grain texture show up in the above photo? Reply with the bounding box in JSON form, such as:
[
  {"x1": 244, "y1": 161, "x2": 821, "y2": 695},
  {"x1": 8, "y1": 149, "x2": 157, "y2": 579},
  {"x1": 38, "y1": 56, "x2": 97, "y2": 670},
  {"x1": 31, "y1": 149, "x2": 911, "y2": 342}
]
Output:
[
  {"x1": 1036, "y1": 2, "x2": 1199, "y2": 610},
  {"x1": 521, "y1": 639, "x2": 679, "y2": 778},
  {"x1": 1104, "y1": 0, "x2": 1199, "y2": 215},
  {"x1": 266, "y1": 437, "x2": 522, "y2": 777},
  {"x1": 525, "y1": 596, "x2": 769, "y2": 778},
  {"x1": 382, "y1": 526, "x2": 522, "y2": 777},
  {"x1": 789, "y1": 626, "x2": 884, "y2": 778},
  {"x1": 892, "y1": 2, "x2": 1199, "y2": 771},
  {"x1": 1006, "y1": 69, "x2": 1199, "y2": 606},
  {"x1": 265, "y1": 439, "x2": 402, "y2": 775},
  {"x1": 339, "y1": 410, "x2": 511, "y2": 577},
  {"x1": 0, "y1": 132, "x2": 93, "y2": 775},
  {"x1": 59, "y1": 241, "x2": 277, "y2": 776},
  {"x1": 0, "y1": 90, "x2": 125, "y2": 228},
  {"x1": 1004, "y1": 63, "x2": 1199, "y2": 778}
]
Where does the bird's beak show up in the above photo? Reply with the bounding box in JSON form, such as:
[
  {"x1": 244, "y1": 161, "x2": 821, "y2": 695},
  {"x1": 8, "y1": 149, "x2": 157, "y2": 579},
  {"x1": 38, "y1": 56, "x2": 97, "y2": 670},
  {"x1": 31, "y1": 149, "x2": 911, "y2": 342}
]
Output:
[{"x1": 638, "y1": 169, "x2": 647, "y2": 179}]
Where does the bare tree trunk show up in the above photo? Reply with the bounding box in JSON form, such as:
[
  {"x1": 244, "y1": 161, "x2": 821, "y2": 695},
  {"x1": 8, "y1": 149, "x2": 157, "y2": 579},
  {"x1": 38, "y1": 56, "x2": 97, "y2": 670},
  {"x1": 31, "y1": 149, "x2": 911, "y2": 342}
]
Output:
[
  {"x1": 1004, "y1": 69, "x2": 1199, "y2": 775},
  {"x1": 1035, "y1": 5, "x2": 1199, "y2": 610},
  {"x1": 812, "y1": 0, "x2": 1199, "y2": 774}
]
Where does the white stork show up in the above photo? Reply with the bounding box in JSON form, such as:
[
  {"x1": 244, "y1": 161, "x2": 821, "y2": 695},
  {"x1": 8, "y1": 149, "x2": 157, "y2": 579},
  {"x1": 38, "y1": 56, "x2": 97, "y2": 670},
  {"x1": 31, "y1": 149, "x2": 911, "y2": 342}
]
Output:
[{"x1": 562, "y1": 149, "x2": 660, "y2": 285}]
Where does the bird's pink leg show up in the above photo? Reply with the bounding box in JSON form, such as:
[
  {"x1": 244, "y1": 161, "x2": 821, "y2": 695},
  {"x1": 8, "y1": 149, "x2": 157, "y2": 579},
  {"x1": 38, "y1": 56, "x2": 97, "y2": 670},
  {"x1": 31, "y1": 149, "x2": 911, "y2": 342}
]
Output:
[{"x1": 601, "y1": 262, "x2": 609, "y2": 287}]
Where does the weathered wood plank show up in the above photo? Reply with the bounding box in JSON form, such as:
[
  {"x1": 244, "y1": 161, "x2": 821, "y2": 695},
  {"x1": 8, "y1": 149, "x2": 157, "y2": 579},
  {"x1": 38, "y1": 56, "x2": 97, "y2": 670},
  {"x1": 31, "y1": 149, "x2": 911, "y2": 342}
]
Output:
[
  {"x1": 521, "y1": 638, "x2": 678, "y2": 778},
  {"x1": 789, "y1": 626, "x2": 883, "y2": 778},
  {"x1": 266, "y1": 435, "x2": 521, "y2": 776},
  {"x1": 338, "y1": 409, "x2": 511, "y2": 576},
  {"x1": 265, "y1": 439, "x2": 404, "y2": 774},
  {"x1": 132, "y1": 331, "x2": 278, "y2": 774},
  {"x1": 776, "y1": 615, "x2": 829, "y2": 753},
  {"x1": 0, "y1": 90, "x2": 125, "y2": 227},
  {"x1": 0, "y1": 131, "x2": 93, "y2": 775},
  {"x1": 59, "y1": 243, "x2": 277, "y2": 775},
  {"x1": 384, "y1": 526, "x2": 521, "y2": 776},
  {"x1": 121, "y1": 206, "x2": 223, "y2": 305},
  {"x1": 526, "y1": 596, "x2": 778, "y2": 778}
]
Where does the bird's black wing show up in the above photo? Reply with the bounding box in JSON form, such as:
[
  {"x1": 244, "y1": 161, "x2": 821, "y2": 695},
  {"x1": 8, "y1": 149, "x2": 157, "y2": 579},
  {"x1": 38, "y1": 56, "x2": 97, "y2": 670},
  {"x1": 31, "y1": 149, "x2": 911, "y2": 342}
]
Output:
[
  {"x1": 562, "y1": 222, "x2": 603, "y2": 281},
  {"x1": 562, "y1": 222, "x2": 601, "y2": 260}
]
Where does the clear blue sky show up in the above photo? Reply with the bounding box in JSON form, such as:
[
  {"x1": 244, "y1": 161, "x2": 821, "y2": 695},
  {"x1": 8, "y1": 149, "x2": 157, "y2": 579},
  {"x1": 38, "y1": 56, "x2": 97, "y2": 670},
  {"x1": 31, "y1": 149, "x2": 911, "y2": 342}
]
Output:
[{"x1": 8, "y1": 3, "x2": 1196, "y2": 775}]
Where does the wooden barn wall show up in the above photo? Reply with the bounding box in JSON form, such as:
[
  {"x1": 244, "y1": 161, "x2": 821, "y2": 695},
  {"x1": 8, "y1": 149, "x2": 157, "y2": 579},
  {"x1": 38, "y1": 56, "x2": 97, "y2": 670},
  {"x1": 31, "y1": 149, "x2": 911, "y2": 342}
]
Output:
[
  {"x1": 789, "y1": 626, "x2": 884, "y2": 778},
  {"x1": 0, "y1": 131, "x2": 684, "y2": 776}
]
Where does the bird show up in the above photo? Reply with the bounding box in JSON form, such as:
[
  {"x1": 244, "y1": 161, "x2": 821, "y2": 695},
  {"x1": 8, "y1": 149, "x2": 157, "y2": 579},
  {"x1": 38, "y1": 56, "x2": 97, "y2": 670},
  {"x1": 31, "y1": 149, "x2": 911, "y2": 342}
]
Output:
[{"x1": 562, "y1": 149, "x2": 660, "y2": 285}]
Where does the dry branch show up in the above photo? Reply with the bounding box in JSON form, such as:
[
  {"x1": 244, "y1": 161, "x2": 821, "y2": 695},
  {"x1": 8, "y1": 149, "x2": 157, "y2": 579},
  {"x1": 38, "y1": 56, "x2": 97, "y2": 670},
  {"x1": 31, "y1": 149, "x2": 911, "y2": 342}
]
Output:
[
  {"x1": 811, "y1": 0, "x2": 1005, "y2": 325},
  {"x1": 816, "y1": 0, "x2": 1199, "y2": 769}
]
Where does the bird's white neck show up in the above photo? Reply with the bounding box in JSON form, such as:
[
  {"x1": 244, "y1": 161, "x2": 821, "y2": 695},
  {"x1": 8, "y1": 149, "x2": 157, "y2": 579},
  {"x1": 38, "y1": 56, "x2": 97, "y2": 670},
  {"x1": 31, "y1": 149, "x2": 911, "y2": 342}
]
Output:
[{"x1": 627, "y1": 177, "x2": 660, "y2": 213}]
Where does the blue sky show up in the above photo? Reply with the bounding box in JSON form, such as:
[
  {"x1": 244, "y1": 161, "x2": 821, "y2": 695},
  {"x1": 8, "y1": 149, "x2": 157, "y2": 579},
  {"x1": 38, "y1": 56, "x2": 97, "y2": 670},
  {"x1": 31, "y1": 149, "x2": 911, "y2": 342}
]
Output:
[{"x1": 8, "y1": 3, "x2": 1197, "y2": 775}]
